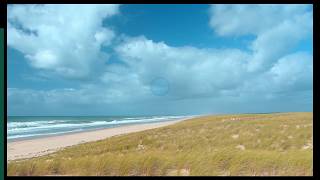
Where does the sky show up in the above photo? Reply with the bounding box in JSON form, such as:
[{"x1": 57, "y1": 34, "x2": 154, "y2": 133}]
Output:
[{"x1": 7, "y1": 4, "x2": 313, "y2": 116}]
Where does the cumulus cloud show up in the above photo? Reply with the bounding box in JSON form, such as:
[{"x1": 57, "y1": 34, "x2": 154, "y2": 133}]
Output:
[
  {"x1": 115, "y1": 36, "x2": 251, "y2": 99},
  {"x1": 209, "y1": 4, "x2": 312, "y2": 72},
  {"x1": 209, "y1": 4, "x2": 310, "y2": 36},
  {"x1": 114, "y1": 33, "x2": 312, "y2": 99},
  {"x1": 8, "y1": 5, "x2": 313, "y2": 115},
  {"x1": 268, "y1": 52, "x2": 313, "y2": 92},
  {"x1": 8, "y1": 4, "x2": 120, "y2": 79}
]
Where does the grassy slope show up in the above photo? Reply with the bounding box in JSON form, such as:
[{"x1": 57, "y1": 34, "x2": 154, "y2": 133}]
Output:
[{"x1": 7, "y1": 112, "x2": 313, "y2": 176}]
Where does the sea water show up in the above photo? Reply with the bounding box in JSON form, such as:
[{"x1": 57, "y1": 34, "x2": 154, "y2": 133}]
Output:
[{"x1": 7, "y1": 115, "x2": 189, "y2": 141}]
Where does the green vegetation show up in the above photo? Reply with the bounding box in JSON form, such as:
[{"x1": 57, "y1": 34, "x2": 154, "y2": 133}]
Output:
[{"x1": 8, "y1": 112, "x2": 313, "y2": 176}]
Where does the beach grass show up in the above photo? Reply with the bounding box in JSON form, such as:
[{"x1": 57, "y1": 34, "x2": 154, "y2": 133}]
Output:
[{"x1": 7, "y1": 112, "x2": 313, "y2": 176}]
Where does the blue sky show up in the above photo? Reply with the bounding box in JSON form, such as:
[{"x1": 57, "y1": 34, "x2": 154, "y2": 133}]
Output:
[{"x1": 7, "y1": 4, "x2": 313, "y2": 116}]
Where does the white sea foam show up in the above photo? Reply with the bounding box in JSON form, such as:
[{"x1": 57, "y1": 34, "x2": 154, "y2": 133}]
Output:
[
  {"x1": 7, "y1": 129, "x2": 84, "y2": 140},
  {"x1": 7, "y1": 116, "x2": 190, "y2": 140}
]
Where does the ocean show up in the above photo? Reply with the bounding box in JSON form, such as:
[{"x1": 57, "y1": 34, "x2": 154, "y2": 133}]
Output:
[{"x1": 7, "y1": 115, "x2": 190, "y2": 141}]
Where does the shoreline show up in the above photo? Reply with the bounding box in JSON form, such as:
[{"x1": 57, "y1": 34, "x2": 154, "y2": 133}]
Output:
[
  {"x1": 8, "y1": 121, "x2": 172, "y2": 143},
  {"x1": 7, "y1": 117, "x2": 195, "y2": 162}
]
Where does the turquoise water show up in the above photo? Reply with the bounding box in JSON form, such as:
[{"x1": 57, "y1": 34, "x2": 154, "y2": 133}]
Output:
[{"x1": 7, "y1": 115, "x2": 189, "y2": 141}]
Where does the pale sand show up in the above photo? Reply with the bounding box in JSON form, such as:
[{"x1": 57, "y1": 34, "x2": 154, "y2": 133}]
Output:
[{"x1": 7, "y1": 118, "x2": 192, "y2": 161}]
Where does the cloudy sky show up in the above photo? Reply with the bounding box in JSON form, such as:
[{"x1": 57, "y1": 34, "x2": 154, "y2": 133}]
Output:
[{"x1": 7, "y1": 4, "x2": 313, "y2": 116}]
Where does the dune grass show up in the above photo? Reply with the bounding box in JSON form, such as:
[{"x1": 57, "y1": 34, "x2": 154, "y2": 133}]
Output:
[{"x1": 7, "y1": 112, "x2": 313, "y2": 176}]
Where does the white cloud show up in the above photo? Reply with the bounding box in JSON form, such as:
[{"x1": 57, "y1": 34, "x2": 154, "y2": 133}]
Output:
[
  {"x1": 9, "y1": 32, "x2": 312, "y2": 114},
  {"x1": 115, "y1": 36, "x2": 251, "y2": 99},
  {"x1": 115, "y1": 34, "x2": 312, "y2": 100},
  {"x1": 7, "y1": 5, "x2": 313, "y2": 115},
  {"x1": 209, "y1": 4, "x2": 312, "y2": 72},
  {"x1": 268, "y1": 52, "x2": 313, "y2": 91},
  {"x1": 95, "y1": 28, "x2": 115, "y2": 46},
  {"x1": 209, "y1": 4, "x2": 310, "y2": 36},
  {"x1": 8, "y1": 4, "x2": 120, "y2": 79},
  {"x1": 25, "y1": 50, "x2": 59, "y2": 69}
]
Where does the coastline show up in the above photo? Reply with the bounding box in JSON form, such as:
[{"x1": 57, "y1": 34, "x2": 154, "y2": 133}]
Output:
[{"x1": 7, "y1": 117, "x2": 194, "y2": 162}]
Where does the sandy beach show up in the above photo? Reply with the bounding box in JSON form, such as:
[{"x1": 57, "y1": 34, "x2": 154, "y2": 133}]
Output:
[{"x1": 7, "y1": 118, "x2": 191, "y2": 161}]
